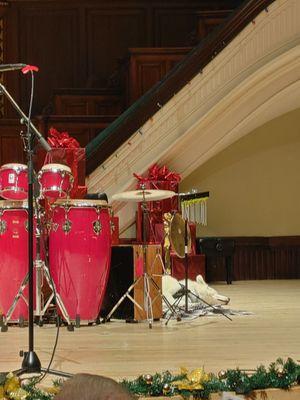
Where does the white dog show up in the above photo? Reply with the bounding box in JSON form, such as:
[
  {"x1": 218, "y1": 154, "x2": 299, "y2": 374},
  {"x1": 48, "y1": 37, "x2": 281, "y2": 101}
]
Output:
[{"x1": 162, "y1": 274, "x2": 230, "y2": 308}]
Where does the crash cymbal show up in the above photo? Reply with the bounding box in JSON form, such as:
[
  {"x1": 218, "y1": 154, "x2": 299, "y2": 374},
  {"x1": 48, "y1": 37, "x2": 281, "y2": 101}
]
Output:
[
  {"x1": 111, "y1": 189, "x2": 176, "y2": 202},
  {"x1": 170, "y1": 213, "x2": 191, "y2": 258}
]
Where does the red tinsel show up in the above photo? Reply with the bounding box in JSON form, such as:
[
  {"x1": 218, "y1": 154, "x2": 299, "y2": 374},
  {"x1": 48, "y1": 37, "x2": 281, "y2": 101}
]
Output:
[{"x1": 47, "y1": 127, "x2": 80, "y2": 149}]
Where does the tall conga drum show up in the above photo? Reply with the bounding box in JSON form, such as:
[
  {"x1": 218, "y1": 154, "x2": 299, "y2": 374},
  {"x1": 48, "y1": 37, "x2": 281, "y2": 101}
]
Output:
[
  {"x1": 49, "y1": 199, "x2": 112, "y2": 324},
  {"x1": 0, "y1": 200, "x2": 29, "y2": 322}
]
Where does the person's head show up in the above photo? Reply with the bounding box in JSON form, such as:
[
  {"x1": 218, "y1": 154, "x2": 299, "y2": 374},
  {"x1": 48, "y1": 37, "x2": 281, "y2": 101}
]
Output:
[{"x1": 54, "y1": 373, "x2": 135, "y2": 400}]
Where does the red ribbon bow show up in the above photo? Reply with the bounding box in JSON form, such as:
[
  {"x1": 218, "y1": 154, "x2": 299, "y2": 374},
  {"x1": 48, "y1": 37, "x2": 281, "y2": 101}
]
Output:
[
  {"x1": 134, "y1": 163, "x2": 181, "y2": 183},
  {"x1": 47, "y1": 127, "x2": 80, "y2": 149}
]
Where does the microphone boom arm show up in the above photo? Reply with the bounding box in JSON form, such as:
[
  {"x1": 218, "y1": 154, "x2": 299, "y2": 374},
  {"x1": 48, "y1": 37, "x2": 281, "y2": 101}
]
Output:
[{"x1": 0, "y1": 82, "x2": 51, "y2": 152}]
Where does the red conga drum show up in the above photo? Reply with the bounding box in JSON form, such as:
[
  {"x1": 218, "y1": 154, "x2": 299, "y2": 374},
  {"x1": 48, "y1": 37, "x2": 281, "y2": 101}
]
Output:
[
  {"x1": 0, "y1": 200, "x2": 30, "y2": 322},
  {"x1": 49, "y1": 199, "x2": 112, "y2": 324},
  {"x1": 0, "y1": 163, "x2": 28, "y2": 200},
  {"x1": 38, "y1": 163, "x2": 73, "y2": 200}
]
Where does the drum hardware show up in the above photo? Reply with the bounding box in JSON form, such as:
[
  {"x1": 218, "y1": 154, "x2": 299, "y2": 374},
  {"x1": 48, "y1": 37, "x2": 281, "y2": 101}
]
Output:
[
  {"x1": 104, "y1": 187, "x2": 181, "y2": 327},
  {"x1": 0, "y1": 79, "x2": 72, "y2": 379},
  {"x1": 93, "y1": 220, "x2": 102, "y2": 235},
  {"x1": 0, "y1": 219, "x2": 6, "y2": 234},
  {"x1": 62, "y1": 219, "x2": 72, "y2": 234},
  {"x1": 0, "y1": 204, "x2": 74, "y2": 330}
]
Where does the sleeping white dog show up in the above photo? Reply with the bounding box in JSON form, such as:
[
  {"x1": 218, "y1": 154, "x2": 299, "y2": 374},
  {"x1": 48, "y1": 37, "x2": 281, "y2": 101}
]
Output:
[{"x1": 162, "y1": 274, "x2": 230, "y2": 308}]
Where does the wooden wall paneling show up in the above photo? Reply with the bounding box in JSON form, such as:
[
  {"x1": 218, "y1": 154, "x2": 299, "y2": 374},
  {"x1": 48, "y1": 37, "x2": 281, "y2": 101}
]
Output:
[
  {"x1": 53, "y1": 89, "x2": 124, "y2": 116},
  {"x1": 17, "y1": 6, "x2": 81, "y2": 115},
  {"x1": 86, "y1": 7, "x2": 148, "y2": 88},
  {"x1": 2, "y1": 5, "x2": 21, "y2": 118},
  {"x1": 154, "y1": 7, "x2": 198, "y2": 47},
  {"x1": 126, "y1": 47, "x2": 190, "y2": 104},
  {"x1": 0, "y1": 119, "x2": 26, "y2": 165},
  {"x1": 196, "y1": 10, "x2": 233, "y2": 41},
  {"x1": 36, "y1": 115, "x2": 116, "y2": 148},
  {"x1": 201, "y1": 237, "x2": 300, "y2": 282},
  {"x1": 272, "y1": 248, "x2": 300, "y2": 279}
]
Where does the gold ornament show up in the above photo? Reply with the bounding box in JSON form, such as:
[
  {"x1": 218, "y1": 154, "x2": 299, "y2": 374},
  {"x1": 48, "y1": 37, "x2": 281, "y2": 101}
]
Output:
[
  {"x1": 172, "y1": 367, "x2": 210, "y2": 391},
  {"x1": 218, "y1": 370, "x2": 227, "y2": 380},
  {"x1": 277, "y1": 366, "x2": 285, "y2": 377},
  {"x1": 9, "y1": 388, "x2": 28, "y2": 400},
  {"x1": 4, "y1": 373, "x2": 20, "y2": 394},
  {"x1": 144, "y1": 374, "x2": 153, "y2": 385},
  {"x1": 162, "y1": 383, "x2": 171, "y2": 395},
  {"x1": 0, "y1": 386, "x2": 5, "y2": 399}
]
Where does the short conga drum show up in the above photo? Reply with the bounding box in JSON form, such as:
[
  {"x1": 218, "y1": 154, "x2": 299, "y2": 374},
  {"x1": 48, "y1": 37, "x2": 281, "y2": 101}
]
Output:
[
  {"x1": 0, "y1": 163, "x2": 28, "y2": 200},
  {"x1": 38, "y1": 163, "x2": 73, "y2": 200},
  {"x1": 49, "y1": 199, "x2": 112, "y2": 324}
]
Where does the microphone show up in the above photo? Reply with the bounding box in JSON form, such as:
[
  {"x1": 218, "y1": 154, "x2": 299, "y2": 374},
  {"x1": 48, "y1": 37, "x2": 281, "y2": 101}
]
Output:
[{"x1": 0, "y1": 63, "x2": 27, "y2": 72}]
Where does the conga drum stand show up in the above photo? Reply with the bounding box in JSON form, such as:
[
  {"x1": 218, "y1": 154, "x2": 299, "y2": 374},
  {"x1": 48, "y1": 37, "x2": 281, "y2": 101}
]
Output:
[{"x1": 1, "y1": 212, "x2": 73, "y2": 330}]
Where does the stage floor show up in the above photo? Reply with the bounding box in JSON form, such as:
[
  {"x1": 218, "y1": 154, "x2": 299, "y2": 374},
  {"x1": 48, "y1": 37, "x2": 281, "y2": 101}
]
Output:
[{"x1": 0, "y1": 280, "x2": 299, "y2": 381}]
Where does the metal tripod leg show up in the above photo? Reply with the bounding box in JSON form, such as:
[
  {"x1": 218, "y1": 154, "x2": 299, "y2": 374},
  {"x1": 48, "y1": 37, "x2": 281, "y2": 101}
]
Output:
[
  {"x1": 42, "y1": 263, "x2": 73, "y2": 326},
  {"x1": 104, "y1": 276, "x2": 144, "y2": 322},
  {"x1": 147, "y1": 251, "x2": 182, "y2": 322},
  {"x1": 148, "y1": 276, "x2": 181, "y2": 323},
  {"x1": 2, "y1": 274, "x2": 29, "y2": 328},
  {"x1": 143, "y1": 273, "x2": 153, "y2": 328}
]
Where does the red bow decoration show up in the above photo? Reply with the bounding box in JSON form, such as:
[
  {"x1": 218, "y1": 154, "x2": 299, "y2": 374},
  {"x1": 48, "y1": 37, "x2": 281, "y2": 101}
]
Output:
[
  {"x1": 47, "y1": 127, "x2": 80, "y2": 149},
  {"x1": 134, "y1": 163, "x2": 181, "y2": 183}
]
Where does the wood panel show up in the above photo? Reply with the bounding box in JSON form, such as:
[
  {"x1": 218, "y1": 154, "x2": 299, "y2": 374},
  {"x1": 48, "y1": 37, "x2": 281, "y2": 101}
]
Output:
[
  {"x1": 196, "y1": 237, "x2": 300, "y2": 282},
  {"x1": 18, "y1": 6, "x2": 81, "y2": 115},
  {"x1": 36, "y1": 115, "x2": 116, "y2": 148},
  {"x1": 2, "y1": 1, "x2": 243, "y2": 119},
  {"x1": 124, "y1": 47, "x2": 191, "y2": 104},
  {"x1": 52, "y1": 89, "x2": 124, "y2": 116},
  {"x1": 0, "y1": 119, "x2": 27, "y2": 165},
  {"x1": 86, "y1": 8, "x2": 148, "y2": 88},
  {"x1": 133, "y1": 244, "x2": 162, "y2": 321}
]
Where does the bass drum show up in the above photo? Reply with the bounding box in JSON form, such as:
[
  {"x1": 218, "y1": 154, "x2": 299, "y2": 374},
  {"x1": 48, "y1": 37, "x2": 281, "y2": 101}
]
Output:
[
  {"x1": 49, "y1": 199, "x2": 112, "y2": 324},
  {"x1": 0, "y1": 201, "x2": 30, "y2": 322}
]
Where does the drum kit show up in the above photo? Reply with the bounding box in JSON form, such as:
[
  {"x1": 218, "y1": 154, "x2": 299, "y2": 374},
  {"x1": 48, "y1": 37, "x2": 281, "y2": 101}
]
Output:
[{"x1": 0, "y1": 162, "x2": 111, "y2": 331}]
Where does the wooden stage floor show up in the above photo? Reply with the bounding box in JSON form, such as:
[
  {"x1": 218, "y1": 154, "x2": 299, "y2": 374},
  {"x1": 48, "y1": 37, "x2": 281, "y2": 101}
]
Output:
[{"x1": 0, "y1": 280, "x2": 299, "y2": 380}]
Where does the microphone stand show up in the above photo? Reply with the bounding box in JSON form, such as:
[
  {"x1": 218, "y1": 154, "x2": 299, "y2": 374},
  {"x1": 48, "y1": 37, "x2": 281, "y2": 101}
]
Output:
[{"x1": 0, "y1": 82, "x2": 72, "y2": 378}]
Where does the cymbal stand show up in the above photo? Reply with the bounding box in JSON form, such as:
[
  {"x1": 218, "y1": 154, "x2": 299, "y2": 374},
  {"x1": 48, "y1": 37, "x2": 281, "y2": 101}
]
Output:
[{"x1": 165, "y1": 213, "x2": 231, "y2": 325}]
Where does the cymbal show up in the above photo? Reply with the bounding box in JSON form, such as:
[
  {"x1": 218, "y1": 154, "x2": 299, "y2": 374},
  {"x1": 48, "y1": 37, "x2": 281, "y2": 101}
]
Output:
[
  {"x1": 170, "y1": 213, "x2": 191, "y2": 258},
  {"x1": 112, "y1": 189, "x2": 176, "y2": 202}
]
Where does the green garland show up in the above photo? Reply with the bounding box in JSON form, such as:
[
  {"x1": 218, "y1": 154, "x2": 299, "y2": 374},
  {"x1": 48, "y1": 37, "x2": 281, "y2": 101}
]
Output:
[
  {"x1": 0, "y1": 358, "x2": 300, "y2": 399},
  {"x1": 121, "y1": 358, "x2": 300, "y2": 398}
]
